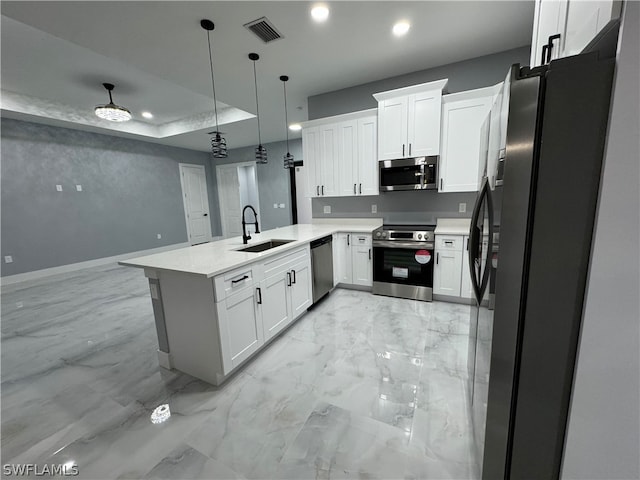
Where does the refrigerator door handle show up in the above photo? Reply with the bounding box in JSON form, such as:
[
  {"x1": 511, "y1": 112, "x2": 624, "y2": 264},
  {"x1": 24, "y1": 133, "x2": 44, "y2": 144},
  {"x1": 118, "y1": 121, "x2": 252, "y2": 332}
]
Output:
[
  {"x1": 469, "y1": 178, "x2": 490, "y2": 302},
  {"x1": 479, "y1": 184, "x2": 495, "y2": 299}
]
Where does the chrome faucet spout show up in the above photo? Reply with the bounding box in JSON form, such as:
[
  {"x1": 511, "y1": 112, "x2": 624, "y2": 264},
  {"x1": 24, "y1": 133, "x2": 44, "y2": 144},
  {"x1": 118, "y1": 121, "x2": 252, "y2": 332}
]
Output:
[{"x1": 241, "y1": 205, "x2": 260, "y2": 244}]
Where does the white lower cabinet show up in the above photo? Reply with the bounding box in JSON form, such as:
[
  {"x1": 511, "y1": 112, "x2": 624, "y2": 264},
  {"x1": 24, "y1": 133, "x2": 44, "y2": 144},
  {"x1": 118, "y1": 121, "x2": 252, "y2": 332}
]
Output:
[
  {"x1": 259, "y1": 271, "x2": 291, "y2": 342},
  {"x1": 433, "y1": 235, "x2": 464, "y2": 297},
  {"x1": 289, "y1": 257, "x2": 313, "y2": 318},
  {"x1": 334, "y1": 232, "x2": 372, "y2": 288},
  {"x1": 217, "y1": 285, "x2": 264, "y2": 372}
]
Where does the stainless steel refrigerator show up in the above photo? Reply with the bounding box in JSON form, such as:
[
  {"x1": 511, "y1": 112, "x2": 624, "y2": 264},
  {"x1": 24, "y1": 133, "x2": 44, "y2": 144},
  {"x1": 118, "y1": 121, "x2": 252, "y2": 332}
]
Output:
[{"x1": 466, "y1": 21, "x2": 619, "y2": 479}]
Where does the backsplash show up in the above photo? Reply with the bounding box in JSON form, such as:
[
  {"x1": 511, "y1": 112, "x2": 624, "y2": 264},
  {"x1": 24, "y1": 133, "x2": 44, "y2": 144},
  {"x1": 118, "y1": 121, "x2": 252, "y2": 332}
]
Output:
[{"x1": 311, "y1": 190, "x2": 479, "y2": 225}]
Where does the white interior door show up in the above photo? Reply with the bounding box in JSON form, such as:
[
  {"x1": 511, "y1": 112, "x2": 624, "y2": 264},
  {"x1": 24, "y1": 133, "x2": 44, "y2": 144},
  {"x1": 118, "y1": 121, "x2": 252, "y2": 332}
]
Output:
[
  {"x1": 217, "y1": 162, "x2": 260, "y2": 239},
  {"x1": 179, "y1": 163, "x2": 212, "y2": 245},
  {"x1": 295, "y1": 166, "x2": 312, "y2": 224}
]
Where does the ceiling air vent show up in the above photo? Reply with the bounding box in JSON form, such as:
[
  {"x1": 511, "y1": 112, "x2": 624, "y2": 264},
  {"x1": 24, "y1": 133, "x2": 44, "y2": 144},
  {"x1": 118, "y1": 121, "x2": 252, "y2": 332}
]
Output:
[{"x1": 243, "y1": 17, "x2": 283, "y2": 43}]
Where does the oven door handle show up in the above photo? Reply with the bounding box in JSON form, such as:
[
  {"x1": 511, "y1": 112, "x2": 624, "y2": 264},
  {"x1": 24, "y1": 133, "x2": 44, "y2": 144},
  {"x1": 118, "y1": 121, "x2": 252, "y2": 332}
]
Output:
[{"x1": 373, "y1": 241, "x2": 434, "y2": 249}]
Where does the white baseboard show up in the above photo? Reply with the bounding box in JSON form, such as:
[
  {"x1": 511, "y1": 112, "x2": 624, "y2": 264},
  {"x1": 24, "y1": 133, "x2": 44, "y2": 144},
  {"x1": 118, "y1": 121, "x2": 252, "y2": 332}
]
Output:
[{"x1": 1, "y1": 242, "x2": 190, "y2": 286}]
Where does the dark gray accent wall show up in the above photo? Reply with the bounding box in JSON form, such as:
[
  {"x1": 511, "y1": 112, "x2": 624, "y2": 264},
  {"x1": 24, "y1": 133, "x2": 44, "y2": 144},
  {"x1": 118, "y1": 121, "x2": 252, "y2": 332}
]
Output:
[
  {"x1": 1, "y1": 118, "x2": 218, "y2": 276},
  {"x1": 308, "y1": 46, "x2": 530, "y2": 119},
  {"x1": 312, "y1": 191, "x2": 479, "y2": 225},
  {"x1": 216, "y1": 139, "x2": 302, "y2": 231}
]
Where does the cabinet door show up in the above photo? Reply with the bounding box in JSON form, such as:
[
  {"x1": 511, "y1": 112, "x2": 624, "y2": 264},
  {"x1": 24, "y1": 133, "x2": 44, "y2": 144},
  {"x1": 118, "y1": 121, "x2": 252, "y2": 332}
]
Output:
[
  {"x1": 260, "y1": 272, "x2": 291, "y2": 342},
  {"x1": 318, "y1": 124, "x2": 339, "y2": 197},
  {"x1": 378, "y1": 97, "x2": 408, "y2": 160},
  {"x1": 334, "y1": 233, "x2": 352, "y2": 284},
  {"x1": 563, "y1": 0, "x2": 618, "y2": 56},
  {"x1": 289, "y1": 258, "x2": 313, "y2": 319},
  {"x1": 351, "y1": 245, "x2": 373, "y2": 287},
  {"x1": 461, "y1": 236, "x2": 473, "y2": 299},
  {"x1": 407, "y1": 90, "x2": 442, "y2": 157},
  {"x1": 302, "y1": 127, "x2": 319, "y2": 197},
  {"x1": 357, "y1": 115, "x2": 379, "y2": 196},
  {"x1": 218, "y1": 287, "x2": 264, "y2": 372},
  {"x1": 337, "y1": 120, "x2": 358, "y2": 196},
  {"x1": 530, "y1": 0, "x2": 568, "y2": 67},
  {"x1": 434, "y1": 249, "x2": 463, "y2": 297},
  {"x1": 439, "y1": 96, "x2": 493, "y2": 192}
]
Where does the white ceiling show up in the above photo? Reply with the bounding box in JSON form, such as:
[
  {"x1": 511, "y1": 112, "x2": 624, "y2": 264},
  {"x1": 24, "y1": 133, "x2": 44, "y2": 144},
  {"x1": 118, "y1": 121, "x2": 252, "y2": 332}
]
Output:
[{"x1": 1, "y1": 1, "x2": 534, "y2": 152}]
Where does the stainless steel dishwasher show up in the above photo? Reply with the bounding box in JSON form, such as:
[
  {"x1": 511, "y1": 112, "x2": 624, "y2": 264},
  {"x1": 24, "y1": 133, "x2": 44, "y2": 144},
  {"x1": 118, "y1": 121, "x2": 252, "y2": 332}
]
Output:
[{"x1": 310, "y1": 235, "x2": 334, "y2": 304}]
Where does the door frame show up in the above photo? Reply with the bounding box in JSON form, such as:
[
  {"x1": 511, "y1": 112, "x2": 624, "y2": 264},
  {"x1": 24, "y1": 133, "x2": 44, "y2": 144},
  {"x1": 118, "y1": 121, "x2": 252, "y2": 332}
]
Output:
[
  {"x1": 216, "y1": 161, "x2": 261, "y2": 238},
  {"x1": 179, "y1": 163, "x2": 213, "y2": 245}
]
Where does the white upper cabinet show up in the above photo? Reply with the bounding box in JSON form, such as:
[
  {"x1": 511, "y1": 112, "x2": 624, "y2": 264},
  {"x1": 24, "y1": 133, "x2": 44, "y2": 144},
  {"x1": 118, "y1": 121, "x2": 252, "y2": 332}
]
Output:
[
  {"x1": 303, "y1": 109, "x2": 378, "y2": 198},
  {"x1": 439, "y1": 87, "x2": 495, "y2": 192},
  {"x1": 373, "y1": 79, "x2": 448, "y2": 161},
  {"x1": 530, "y1": 0, "x2": 621, "y2": 67}
]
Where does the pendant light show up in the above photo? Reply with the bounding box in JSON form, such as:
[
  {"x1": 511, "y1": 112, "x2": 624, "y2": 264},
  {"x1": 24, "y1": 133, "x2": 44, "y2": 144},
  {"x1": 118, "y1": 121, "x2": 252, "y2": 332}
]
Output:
[
  {"x1": 249, "y1": 53, "x2": 267, "y2": 164},
  {"x1": 280, "y1": 75, "x2": 295, "y2": 169},
  {"x1": 201, "y1": 19, "x2": 227, "y2": 158},
  {"x1": 94, "y1": 83, "x2": 131, "y2": 122}
]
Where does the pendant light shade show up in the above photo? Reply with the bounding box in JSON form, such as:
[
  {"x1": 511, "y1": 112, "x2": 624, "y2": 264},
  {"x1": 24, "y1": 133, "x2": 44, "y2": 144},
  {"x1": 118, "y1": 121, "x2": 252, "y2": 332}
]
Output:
[
  {"x1": 249, "y1": 53, "x2": 267, "y2": 164},
  {"x1": 201, "y1": 19, "x2": 227, "y2": 158},
  {"x1": 280, "y1": 75, "x2": 294, "y2": 169},
  {"x1": 94, "y1": 83, "x2": 131, "y2": 122}
]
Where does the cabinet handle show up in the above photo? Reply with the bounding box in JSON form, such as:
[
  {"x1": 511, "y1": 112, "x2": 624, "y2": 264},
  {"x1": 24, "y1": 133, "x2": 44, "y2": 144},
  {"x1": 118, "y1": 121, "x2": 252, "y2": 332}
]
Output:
[
  {"x1": 231, "y1": 275, "x2": 249, "y2": 284},
  {"x1": 291, "y1": 269, "x2": 296, "y2": 284},
  {"x1": 256, "y1": 287, "x2": 262, "y2": 304},
  {"x1": 436, "y1": 253, "x2": 439, "y2": 265},
  {"x1": 402, "y1": 144, "x2": 405, "y2": 157},
  {"x1": 322, "y1": 185, "x2": 324, "y2": 195},
  {"x1": 541, "y1": 44, "x2": 550, "y2": 65},
  {"x1": 440, "y1": 179, "x2": 443, "y2": 190},
  {"x1": 466, "y1": 238, "x2": 469, "y2": 251},
  {"x1": 409, "y1": 143, "x2": 412, "y2": 155},
  {"x1": 547, "y1": 34, "x2": 561, "y2": 63},
  {"x1": 354, "y1": 184, "x2": 356, "y2": 194},
  {"x1": 347, "y1": 234, "x2": 350, "y2": 246},
  {"x1": 368, "y1": 248, "x2": 371, "y2": 260},
  {"x1": 287, "y1": 272, "x2": 292, "y2": 287},
  {"x1": 317, "y1": 185, "x2": 319, "y2": 196},
  {"x1": 359, "y1": 183, "x2": 362, "y2": 194}
]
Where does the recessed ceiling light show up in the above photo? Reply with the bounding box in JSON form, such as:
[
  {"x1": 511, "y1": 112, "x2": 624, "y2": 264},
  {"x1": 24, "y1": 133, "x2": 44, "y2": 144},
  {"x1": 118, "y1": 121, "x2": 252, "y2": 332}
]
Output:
[
  {"x1": 289, "y1": 123, "x2": 302, "y2": 131},
  {"x1": 141, "y1": 111, "x2": 153, "y2": 119},
  {"x1": 392, "y1": 21, "x2": 411, "y2": 37},
  {"x1": 311, "y1": 5, "x2": 329, "y2": 22}
]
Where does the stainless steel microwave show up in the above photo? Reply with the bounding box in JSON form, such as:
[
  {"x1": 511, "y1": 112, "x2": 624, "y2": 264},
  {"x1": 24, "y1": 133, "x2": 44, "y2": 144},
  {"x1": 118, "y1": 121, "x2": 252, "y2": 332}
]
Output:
[{"x1": 378, "y1": 156, "x2": 438, "y2": 191}]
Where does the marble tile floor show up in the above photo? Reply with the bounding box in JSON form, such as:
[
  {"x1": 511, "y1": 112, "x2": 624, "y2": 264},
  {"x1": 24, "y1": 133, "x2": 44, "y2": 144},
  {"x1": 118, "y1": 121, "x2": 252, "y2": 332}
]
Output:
[{"x1": 1, "y1": 264, "x2": 475, "y2": 479}]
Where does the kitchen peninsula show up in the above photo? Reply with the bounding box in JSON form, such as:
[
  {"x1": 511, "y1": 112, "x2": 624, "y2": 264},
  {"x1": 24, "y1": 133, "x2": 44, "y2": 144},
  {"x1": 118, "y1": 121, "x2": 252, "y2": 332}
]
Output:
[{"x1": 120, "y1": 221, "x2": 381, "y2": 385}]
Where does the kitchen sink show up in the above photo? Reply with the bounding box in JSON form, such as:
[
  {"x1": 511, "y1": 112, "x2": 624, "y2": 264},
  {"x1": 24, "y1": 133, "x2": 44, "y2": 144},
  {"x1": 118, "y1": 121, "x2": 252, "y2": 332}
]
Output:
[{"x1": 236, "y1": 239, "x2": 295, "y2": 253}]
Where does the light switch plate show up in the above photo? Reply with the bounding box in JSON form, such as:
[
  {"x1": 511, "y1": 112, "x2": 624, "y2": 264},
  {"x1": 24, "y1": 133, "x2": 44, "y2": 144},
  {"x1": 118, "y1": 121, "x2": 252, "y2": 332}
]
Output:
[
  {"x1": 273, "y1": 203, "x2": 278, "y2": 209},
  {"x1": 371, "y1": 204, "x2": 377, "y2": 213},
  {"x1": 4, "y1": 255, "x2": 13, "y2": 263},
  {"x1": 279, "y1": 203, "x2": 285, "y2": 208},
  {"x1": 76, "y1": 185, "x2": 83, "y2": 192},
  {"x1": 157, "y1": 234, "x2": 162, "y2": 239},
  {"x1": 323, "y1": 206, "x2": 331, "y2": 214},
  {"x1": 459, "y1": 203, "x2": 467, "y2": 213},
  {"x1": 56, "y1": 185, "x2": 63, "y2": 192}
]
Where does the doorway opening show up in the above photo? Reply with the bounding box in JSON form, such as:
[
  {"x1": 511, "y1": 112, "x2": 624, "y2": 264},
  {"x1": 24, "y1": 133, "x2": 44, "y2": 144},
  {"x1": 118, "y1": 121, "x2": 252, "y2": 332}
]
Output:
[
  {"x1": 216, "y1": 162, "x2": 261, "y2": 239},
  {"x1": 179, "y1": 163, "x2": 213, "y2": 245}
]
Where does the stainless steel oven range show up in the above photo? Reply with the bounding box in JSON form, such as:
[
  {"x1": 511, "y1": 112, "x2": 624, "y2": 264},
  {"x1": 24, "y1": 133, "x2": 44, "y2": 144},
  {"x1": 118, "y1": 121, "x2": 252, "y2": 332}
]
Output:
[{"x1": 372, "y1": 224, "x2": 435, "y2": 302}]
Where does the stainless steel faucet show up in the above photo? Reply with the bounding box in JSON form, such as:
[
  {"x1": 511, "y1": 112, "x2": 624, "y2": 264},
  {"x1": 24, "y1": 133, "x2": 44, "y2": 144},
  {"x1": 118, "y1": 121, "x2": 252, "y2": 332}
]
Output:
[{"x1": 242, "y1": 205, "x2": 260, "y2": 244}]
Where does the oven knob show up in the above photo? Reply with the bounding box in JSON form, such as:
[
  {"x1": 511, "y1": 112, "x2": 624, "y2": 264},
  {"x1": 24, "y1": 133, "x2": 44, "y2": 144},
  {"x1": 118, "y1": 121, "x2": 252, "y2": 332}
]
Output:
[
  {"x1": 376, "y1": 232, "x2": 381, "y2": 237},
  {"x1": 382, "y1": 232, "x2": 387, "y2": 238},
  {"x1": 417, "y1": 234, "x2": 423, "y2": 240}
]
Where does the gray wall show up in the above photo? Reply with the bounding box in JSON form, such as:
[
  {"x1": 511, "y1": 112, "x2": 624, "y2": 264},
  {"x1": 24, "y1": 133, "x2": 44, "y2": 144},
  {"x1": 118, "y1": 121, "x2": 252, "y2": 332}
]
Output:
[
  {"x1": 216, "y1": 138, "x2": 302, "y2": 231},
  {"x1": 0, "y1": 118, "x2": 218, "y2": 276},
  {"x1": 308, "y1": 46, "x2": 530, "y2": 119},
  {"x1": 561, "y1": 2, "x2": 639, "y2": 478},
  {"x1": 312, "y1": 190, "x2": 479, "y2": 224}
]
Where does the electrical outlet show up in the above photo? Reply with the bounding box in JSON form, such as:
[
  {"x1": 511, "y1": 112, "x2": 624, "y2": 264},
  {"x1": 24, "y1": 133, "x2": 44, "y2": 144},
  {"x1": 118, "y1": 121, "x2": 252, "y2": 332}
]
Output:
[
  {"x1": 323, "y1": 206, "x2": 331, "y2": 214},
  {"x1": 459, "y1": 203, "x2": 467, "y2": 213},
  {"x1": 157, "y1": 234, "x2": 162, "y2": 239},
  {"x1": 371, "y1": 204, "x2": 377, "y2": 213},
  {"x1": 76, "y1": 185, "x2": 83, "y2": 192},
  {"x1": 273, "y1": 203, "x2": 278, "y2": 209},
  {"x1": 279, "y1": 203, "x2": 285, "y2": 208},
  {"x1": 56, "y1": 185, "x2": 63, "y2": 192},
  {"x1": 4, "y1": 255, "x2": 13, "y2": 264}
]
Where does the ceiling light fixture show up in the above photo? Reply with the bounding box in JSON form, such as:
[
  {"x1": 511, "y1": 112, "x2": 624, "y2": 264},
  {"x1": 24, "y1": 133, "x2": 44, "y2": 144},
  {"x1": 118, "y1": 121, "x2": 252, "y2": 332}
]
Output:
[
  {"x1": 280, "y1": 75, "x2": 294, "y2": 169},
  {"x1": 201, "y1": 19, "x2": 227, "y2": 158},
  {"x1": 141, "y1": 111, "x2": 153, "y2": 119},
  {"x1": 392, "y1": 21, "x2": 411, "y2": 37},
  {"x1": 289, "y1": 123, "x2": 302, "y2": 131},
  {"x1": 94, "y1": 83, "x2": 131, "y2": 122},
  {"x1": 311, "y1": 5, "x2": 329, "y2": 23},
  {"x1": 249, "y1": 53, "x2": 267, "y2": 164}
]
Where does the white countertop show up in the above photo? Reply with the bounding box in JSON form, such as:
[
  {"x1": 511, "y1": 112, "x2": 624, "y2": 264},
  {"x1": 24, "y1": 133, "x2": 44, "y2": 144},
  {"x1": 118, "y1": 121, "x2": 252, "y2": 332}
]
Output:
[
  {"x1": 119, "y1": 221, "x2": 381, "y2": 278},
  {"x1": 434, "y1": 218, "x2": 472, "y2": 236}
]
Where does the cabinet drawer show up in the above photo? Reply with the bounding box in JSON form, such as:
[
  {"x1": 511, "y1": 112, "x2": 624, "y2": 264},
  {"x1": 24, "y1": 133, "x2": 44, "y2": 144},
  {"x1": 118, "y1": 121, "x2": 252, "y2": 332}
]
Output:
[
  {"x1": 436, "y1": 236, "x2": 463, "y2": 251},
  {"x1": 214, "y1": 265, "x2": 255, "y2": 302},
  {"x1": 263, "y1": 246, "x2": 308, "y2": 277},
  {"x1": 350, "y1": 233, "x2": 372, "y2": 247}
]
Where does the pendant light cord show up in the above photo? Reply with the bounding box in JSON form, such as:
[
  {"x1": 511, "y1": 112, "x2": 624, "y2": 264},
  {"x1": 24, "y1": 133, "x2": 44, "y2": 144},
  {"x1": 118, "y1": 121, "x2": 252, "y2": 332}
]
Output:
[
  {"x1": 206, "y1": 31, "x2": 220, "y2": 133},
  {"x1": 283, "y1": 81, "x2": 290, "y2": 154},
  {"x1": 252, "y1": 60, "x2": 262, "y2": 146}
]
